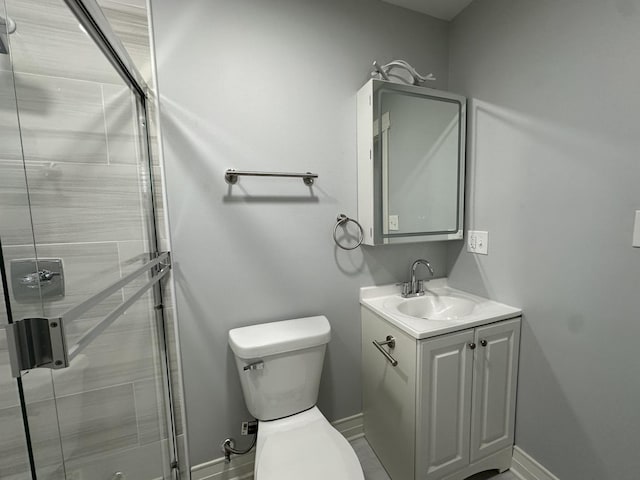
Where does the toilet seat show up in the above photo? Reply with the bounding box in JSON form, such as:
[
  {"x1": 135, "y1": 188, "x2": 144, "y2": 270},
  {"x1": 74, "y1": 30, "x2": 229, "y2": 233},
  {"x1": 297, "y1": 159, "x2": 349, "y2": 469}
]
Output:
[{"x1": 255, "y1": 407, "x2": 364, "y2": 480}]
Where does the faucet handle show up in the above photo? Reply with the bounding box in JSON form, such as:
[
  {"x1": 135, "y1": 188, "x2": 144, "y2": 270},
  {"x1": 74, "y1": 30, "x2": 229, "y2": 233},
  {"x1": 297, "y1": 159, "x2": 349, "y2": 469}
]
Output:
[
  {"x1": 417, "y1": 280, "x2": 425, "y2": 293},
  {"x1": 398, "y1": 282, "x2": 411, "y2": 297}
]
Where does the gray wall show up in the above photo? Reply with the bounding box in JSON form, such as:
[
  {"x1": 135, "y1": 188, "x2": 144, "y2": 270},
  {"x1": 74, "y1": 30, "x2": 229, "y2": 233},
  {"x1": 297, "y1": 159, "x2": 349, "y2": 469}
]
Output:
[
  {"x1": 447, "y1": 1, "x2": 640, "y2": 479},
  {"x1": 150, "y1": 0, "x2": 450, "y2": 466}
]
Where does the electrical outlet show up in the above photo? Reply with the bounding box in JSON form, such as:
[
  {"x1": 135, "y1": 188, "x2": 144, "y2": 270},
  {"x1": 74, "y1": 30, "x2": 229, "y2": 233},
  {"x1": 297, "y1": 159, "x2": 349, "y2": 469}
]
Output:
[
  {"x1": 467, "y1": 230, "x2": 489, "y2": 255},
  {"x1": 633, "y1": 211, "x2": 640, "y2": 247},
  {"x1": 388, "y1": 215, "x2": 399, "y2": 231},
  {"x1": 241, "y1": 420, "x2": 257, "y2": 435}
]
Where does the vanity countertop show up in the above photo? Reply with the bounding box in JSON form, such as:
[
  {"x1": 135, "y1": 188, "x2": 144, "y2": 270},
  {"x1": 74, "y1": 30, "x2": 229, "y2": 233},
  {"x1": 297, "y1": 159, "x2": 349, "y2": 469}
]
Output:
[{"x1": 360, "y1": 279, "x2": 522, "y2": 340}]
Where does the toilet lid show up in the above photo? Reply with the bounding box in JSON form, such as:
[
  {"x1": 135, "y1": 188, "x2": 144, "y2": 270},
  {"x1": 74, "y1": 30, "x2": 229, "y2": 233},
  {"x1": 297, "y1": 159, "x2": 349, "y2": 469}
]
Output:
[{"x1": 255, "y1": 414, "x2": 364, "y2": 480}]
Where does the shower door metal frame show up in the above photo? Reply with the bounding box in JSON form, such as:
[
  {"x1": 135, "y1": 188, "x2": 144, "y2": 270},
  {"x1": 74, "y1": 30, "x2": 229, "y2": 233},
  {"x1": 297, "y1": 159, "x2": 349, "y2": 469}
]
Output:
[
  {"x1": 59, "y1": 1, "x2": 184, "y2": 478},
  {"x1": 0, "y1": 238, "x2": 39, "y2": 479}
]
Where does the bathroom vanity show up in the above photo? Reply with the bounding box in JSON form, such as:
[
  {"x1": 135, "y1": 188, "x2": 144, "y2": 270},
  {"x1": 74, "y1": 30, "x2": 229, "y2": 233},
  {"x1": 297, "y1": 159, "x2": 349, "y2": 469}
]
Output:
[{"x1": 360, "y1": 280, "x2": 522, "y2": 480}]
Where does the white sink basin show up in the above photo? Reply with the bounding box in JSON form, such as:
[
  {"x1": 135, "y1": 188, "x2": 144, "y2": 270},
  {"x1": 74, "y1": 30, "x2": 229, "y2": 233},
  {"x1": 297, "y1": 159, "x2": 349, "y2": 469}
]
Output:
[
  {"x1": 396, "y1": 294, "x2": 476, "y2": 320},
  {"x1": 360, "y1": 279, "x2": 522, "y2": 340}
]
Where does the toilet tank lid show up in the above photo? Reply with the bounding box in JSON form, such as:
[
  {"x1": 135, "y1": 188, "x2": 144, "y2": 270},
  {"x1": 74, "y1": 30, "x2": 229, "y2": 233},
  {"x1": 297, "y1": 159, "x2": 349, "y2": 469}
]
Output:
[{"x1": 228, "y1": 316, "x2": 331, "y2": 359}]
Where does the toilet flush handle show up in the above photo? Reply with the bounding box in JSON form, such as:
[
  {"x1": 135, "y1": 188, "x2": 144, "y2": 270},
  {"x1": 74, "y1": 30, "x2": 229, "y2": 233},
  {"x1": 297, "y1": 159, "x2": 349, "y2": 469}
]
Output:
[{"x1": 243, "y1": 360, "x2": 264, "y2": 371}]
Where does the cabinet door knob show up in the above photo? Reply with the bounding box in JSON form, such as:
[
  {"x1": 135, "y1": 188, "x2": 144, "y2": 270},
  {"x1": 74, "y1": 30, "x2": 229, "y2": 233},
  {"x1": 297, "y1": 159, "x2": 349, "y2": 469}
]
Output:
[
  {"x1": 468, "y1": 342, "x2": 476, "y2": 350},
  {"x1": 480, "y1": 339, "x2": 488, "y2": 347}
]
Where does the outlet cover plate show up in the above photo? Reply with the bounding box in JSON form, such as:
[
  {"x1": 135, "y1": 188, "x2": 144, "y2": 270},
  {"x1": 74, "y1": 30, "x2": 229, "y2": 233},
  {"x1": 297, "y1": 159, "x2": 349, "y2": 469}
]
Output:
[
  {"x1": 633, "y1": 211, "x2": 640, "y2": 247},
  {"x1": 467, "y1": 230, "x2": 489, "y2": 255}
]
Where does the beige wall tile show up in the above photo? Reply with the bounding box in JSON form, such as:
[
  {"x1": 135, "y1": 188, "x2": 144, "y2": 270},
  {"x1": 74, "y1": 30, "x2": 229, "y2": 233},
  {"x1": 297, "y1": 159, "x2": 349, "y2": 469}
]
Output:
[
  {"x1": 0, "y1": 161, "x2": 147, "y2": 245},
  {"x1": 13, "y1": 73, "x2": 108, "y2": 164},
  {"x1": 98, "y1": 0, "x2": 152, "y2": 83},
  {"x1": 103, "y1": 83, "x2": 143, "y2": 165},
  {"x1": 5, "y1": 0, "x2": 122, "y2": 84},
  {"x1": 64, "y1": 439, "x2": 169, "y2": 479},
  {"x1": 27, "y1": 383, "x2": 139, "y2": 465},
  {"x1": 0, "y1": 71, "x2": 24, "y2": 161},
  {"x1": 135, "y1": 377, "x2": 168, "y2": 445},
  {"x1": 0, "y1": 160, "x2": 40, "y2": 247},
  {"x1": 0, "y1": 403, "x2": 39, "y2": 478}
]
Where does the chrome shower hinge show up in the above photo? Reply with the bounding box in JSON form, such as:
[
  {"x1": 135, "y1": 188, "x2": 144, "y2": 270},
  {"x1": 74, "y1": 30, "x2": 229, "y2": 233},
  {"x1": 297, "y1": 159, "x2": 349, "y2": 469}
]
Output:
[{"x1": 6, "y1": 317, "x2": 69, "y2": 378}]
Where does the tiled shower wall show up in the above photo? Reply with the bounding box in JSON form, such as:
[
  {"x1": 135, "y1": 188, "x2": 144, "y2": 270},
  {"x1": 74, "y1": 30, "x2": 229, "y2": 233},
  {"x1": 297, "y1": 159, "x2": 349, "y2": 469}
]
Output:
[{"x1": 0, "y1": 0, "x2": 185, "y2": 478}]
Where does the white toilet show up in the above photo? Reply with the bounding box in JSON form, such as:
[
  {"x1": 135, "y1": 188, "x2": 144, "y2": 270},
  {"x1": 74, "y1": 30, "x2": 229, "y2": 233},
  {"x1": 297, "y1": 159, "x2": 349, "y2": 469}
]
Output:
[{"x1": 228, "y1": 315, "x2": 365, "y2": 480}]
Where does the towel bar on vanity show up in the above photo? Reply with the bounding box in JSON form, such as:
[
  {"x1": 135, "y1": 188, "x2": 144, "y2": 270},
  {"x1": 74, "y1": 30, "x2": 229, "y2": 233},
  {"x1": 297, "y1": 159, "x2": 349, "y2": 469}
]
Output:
[{"x1": 372, "y1": 335, "x2": 398, "y2": 367}]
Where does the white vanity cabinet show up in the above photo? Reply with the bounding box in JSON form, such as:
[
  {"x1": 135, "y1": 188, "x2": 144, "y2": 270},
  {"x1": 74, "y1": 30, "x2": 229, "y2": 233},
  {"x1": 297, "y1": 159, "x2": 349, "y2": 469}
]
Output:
[{"x1": 362, "y1": 307, "x2": 521, "y2": 480}]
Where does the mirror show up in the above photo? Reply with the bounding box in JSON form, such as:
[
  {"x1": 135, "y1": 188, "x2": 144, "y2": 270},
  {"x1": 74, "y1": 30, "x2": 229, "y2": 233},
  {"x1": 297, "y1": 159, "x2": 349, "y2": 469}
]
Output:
[{"x1": 357, "y1": 79, "x2": 466, "y2": 245}]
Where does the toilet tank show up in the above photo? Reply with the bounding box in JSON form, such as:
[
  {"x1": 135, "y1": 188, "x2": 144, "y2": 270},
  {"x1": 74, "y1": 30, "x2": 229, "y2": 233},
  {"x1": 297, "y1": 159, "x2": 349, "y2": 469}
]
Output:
[{"x1": 228, "y1": 316, "x2": 331, "y2": 421}]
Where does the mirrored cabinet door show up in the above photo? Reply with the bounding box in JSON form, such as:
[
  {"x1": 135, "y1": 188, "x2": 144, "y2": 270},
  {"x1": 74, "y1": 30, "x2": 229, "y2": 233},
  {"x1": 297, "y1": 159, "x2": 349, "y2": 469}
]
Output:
[{"x1": 357, "y1": 79, "x2": 466, "y2": 245}]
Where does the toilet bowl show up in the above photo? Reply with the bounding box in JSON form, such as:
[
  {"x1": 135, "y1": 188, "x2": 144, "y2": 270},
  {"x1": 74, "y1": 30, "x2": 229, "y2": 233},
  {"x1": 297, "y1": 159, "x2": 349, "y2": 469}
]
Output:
[
  {"x1": 255, "y1": 406, "x2": 363, "y2": 480},
  {"x1": 228, "y1": 316, "x2": 364, "y2": 480}
]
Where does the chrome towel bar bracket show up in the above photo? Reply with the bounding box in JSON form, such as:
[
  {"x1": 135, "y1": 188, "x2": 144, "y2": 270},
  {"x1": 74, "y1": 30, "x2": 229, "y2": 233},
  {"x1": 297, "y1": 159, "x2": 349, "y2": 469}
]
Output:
[{"x1": 225, "y1": 169, "x2": 318, "y2": 186}]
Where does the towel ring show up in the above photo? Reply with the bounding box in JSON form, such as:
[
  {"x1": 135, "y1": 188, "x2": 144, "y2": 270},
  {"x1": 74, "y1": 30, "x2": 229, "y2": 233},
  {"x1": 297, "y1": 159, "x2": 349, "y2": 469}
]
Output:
[{"x1": 333, "y1": 214, "x2": 364, "y2": 250}]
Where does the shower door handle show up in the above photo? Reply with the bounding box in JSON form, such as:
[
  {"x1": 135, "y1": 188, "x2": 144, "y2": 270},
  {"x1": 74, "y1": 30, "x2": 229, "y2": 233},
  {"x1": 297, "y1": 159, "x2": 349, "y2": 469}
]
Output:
[
  {"x1": 20, "y1": 269, "x2": 61, "y2": 288},
  {"x1": 6, "y1": 252, "x2": 171, "y2": 378}
]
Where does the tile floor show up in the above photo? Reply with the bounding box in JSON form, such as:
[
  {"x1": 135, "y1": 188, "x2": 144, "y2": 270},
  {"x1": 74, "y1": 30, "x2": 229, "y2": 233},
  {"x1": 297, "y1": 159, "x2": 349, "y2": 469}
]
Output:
[{"x1": 351, "y1": 437, "x2": 519, "y2": 480}]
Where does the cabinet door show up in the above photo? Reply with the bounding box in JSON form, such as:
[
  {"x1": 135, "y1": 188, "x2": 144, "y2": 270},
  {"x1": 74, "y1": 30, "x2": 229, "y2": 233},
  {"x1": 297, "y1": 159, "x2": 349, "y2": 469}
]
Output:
[
  {"x1": 470, "y1": 318, "x2": 521, "y2": 463},
  {"x1": 362, "y1": 307, "x2": 417, "y2": 480},
  {"x1": 417, "y1": 330, "x2": 475, "y2": 480}
]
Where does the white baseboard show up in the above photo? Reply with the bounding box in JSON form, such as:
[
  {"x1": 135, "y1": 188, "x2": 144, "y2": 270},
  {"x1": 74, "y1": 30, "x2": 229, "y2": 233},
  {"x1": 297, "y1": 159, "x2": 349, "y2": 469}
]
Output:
[
  {"x1": 191, "y1": 412, "x2": 364, "y2": 480},
  {"x1": 191, "y1": 417, "x2": 559, "y2": 480},
  {"x1": 330, "y1": 412, "x2": 365, "y2": 441},
  {"x1": 511, "y1": 446, "x2": 560, "y2": 480}
]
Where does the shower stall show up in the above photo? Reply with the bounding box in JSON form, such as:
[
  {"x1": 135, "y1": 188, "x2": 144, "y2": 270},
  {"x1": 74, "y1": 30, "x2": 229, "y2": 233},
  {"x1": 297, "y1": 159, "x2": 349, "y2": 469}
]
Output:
[{"x1": 0, "y1": 0, "x2": 184, "y2": 478}]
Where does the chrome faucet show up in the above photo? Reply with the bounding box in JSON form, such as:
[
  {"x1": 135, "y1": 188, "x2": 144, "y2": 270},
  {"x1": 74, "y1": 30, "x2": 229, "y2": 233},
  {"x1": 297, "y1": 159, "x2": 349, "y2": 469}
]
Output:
[{"x1": 401, "y1": 259, "x2": 435, "y2": 298}]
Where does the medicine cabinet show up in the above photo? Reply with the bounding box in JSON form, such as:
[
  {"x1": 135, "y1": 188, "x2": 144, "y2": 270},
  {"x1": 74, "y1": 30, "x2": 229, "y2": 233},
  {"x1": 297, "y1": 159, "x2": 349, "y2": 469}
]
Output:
[{"x1": 357, "y1": 79, "x2": 466, "y2": 245}]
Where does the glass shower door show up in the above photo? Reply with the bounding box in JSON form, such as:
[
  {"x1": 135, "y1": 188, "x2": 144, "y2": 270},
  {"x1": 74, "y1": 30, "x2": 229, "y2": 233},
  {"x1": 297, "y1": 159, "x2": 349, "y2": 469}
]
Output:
[
  {"x1": 0, "y1": 0, "x2": 176, "y2": 478},
  {"x1": 0, "y1": 9, "x2": 54, "y2": 472}
]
